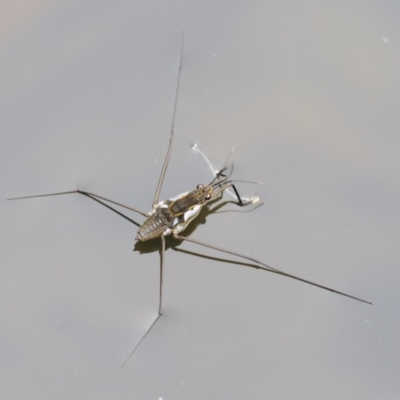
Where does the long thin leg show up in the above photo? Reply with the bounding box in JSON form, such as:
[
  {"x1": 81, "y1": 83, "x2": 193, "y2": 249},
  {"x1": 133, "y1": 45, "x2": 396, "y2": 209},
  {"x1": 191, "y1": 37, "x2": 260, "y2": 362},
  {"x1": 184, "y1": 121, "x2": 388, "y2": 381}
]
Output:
[
  {"x1": 121, "y1": 235, "x2": 165, "y2": 367},
  {"x1": 174, "y1": 234, "x2": 372, "y2": 305},
  {"x1": 8, "y1": 189, "x2": 147, "y2": 217},
  {"x1": 122, "y1": 36, "x2": 185, "y2": 363},
  {"x1": 10, "y1": 189, "x2": 142, "y2": 227},
  {"x1": 121, "y1": 312, "x2": 161, "y2": 368},
  {"x1": 159, "y1": 235, "x2": 165, "y2": 315},
  {"x1": 152, "y1": 33, "x2": 184, "y2": 208},
  {"x1": 82, "y1": 194, "x2": 141, "y2": 227},
  {"x1": 11, "y1": 188, "x2": 164, "y2": 362}
]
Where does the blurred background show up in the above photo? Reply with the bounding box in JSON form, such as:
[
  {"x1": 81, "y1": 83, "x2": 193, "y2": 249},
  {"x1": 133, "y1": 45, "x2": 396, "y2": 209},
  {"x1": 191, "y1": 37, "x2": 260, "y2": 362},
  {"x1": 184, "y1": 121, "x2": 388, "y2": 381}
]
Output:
[{"x1": 1, "y1": 1, "x2": 399, "y2": 399}]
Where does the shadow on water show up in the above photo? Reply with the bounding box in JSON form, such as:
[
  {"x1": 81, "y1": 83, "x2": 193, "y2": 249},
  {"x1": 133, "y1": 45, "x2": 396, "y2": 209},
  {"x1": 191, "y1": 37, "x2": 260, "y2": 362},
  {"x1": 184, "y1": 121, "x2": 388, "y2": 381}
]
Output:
[{"x1": 133, "y1": 199, "x2": 261, "y2": 270}]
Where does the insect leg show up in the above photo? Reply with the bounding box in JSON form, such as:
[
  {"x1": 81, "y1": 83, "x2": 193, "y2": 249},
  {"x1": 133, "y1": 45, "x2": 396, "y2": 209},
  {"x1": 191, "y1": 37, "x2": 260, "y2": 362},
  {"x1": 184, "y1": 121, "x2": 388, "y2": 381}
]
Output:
[
  {"x1": 121, "y1": 235, "x2": 165, "y2": 367},
  {"x1": 159, "y1": 235, "x2": 165, "y2": 315},
  {"x1": 152, "y1": 33, "x2": 184, "y2": 208},
  {"x1": 81, "y1": 194, "x2": 141, "y2": 227},
  {"x1": 210, "y1": 180, "x2": 245, "y2": 206},
  {"x1": 8, "y1": 189, "x2": 147, "y2": 216},
  {"x1": 173, "y1": 233, "x2": 372, "y2": 305},
  {"x1": 121, "y1": 312, "x2": 161, "y2": 368},
  {"x1": 192, "y1": 144, "x2": 260, "y2": 205},
  {"x1": 79, "y1": 191, "x2": 147, "y2": 216}
]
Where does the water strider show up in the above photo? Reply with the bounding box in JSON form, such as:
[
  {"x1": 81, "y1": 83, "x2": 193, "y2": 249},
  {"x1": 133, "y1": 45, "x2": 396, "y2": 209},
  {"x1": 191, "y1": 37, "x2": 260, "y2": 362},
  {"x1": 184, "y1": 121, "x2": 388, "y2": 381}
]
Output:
[{"x1": 8, "y1": 36, "x2": 371, "y2": 364}]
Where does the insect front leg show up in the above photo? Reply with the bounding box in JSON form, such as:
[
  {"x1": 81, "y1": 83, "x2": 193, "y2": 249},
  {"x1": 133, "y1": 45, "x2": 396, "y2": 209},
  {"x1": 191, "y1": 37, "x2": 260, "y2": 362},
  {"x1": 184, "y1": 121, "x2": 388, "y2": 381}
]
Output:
[
  {"x1": 192, "y1": 144, "x2": 260, "y2": 205},
  {"x1": 209, "y1": 179, "x2": 245, "y2": 207}
]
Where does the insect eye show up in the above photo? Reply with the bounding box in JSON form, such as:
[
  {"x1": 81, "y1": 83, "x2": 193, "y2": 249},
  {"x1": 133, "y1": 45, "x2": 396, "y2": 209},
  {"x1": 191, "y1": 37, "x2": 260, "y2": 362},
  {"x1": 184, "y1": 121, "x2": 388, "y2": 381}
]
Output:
[
  {"x1": 197, "y1": 184, "x2": 204, "y2": 190},
  {"x1": 205, "y1": 193, "x2": 211, "y2": 201}
]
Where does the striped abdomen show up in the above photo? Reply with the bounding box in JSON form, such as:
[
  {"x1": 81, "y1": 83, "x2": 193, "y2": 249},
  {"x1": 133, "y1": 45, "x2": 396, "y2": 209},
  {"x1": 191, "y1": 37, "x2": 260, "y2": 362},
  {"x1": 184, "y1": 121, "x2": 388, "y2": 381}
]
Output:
[{"x1": 136, "y1": 207, "x2": 174, "y2": 241}]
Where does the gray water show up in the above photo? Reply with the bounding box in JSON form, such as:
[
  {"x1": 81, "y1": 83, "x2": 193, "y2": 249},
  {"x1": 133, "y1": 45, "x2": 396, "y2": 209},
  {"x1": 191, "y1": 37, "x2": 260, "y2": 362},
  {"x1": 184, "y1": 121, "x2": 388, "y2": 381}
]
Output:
[{"x1": 1, "y1": 1, "x2": 399, "y2": 399}]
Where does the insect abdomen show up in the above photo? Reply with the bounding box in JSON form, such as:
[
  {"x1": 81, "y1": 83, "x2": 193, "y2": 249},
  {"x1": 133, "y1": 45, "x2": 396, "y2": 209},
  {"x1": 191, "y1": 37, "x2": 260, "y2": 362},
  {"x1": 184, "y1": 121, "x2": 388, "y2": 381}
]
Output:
[{"x1": 136, "y1": 210, "x2": 173, "y2": 241}]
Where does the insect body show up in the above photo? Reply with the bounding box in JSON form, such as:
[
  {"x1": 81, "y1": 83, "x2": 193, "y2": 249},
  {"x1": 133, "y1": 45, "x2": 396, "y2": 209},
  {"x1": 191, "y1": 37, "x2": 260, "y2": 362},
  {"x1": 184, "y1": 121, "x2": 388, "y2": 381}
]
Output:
[
  {"x1": 8, "y1": 36, "x2": 371, "y2": 364},
  {"x1": 137, "y1": 176, "x2": 239, "y2": 241},
  {"x1": 137, "y1": 186, "x2": 209, "y2": 241}
]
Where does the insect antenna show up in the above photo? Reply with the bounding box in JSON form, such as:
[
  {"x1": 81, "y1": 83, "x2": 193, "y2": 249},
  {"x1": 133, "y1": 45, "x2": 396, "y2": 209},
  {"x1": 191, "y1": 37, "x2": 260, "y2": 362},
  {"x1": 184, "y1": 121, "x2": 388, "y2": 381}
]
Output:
[{"x1": 219, "y1": 146, "x2": 235, "y2": 176}]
